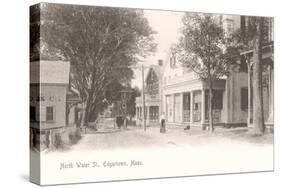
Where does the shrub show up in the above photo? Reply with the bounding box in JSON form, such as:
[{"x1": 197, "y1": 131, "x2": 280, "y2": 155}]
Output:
[
  {"x1": 69, "y1": 129, "x2": 82, "y2": 144},
  {"x1": 53, "y1": 133, "x2": 64, "y2": 149}
]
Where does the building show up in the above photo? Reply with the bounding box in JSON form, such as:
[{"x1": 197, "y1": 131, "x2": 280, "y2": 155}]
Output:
[
  {"x1": 162, "y1": 51, "x2": 227, "y2": 128},
  {"x1": 161, "y1": 15, "x2": 274, "y2": 129},
  {"x1": 30, "y1": 60, "x2": 80, "y2": 151},
  {"x1": 135, "y1": 63, "x2": 163, "y2": 126},
  {"x1": 239, "y1": 16, "x2": 274, "y2": 128}
]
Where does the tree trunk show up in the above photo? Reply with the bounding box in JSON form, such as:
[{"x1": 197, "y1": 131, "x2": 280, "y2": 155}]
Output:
[
  {"x1": 83, "y1": 93, "x2": 93, "y2": 126},
  {"x1": 66, "y1": 104, "x2": 70, "y2": 125},
  {"x1": 83, "y1": 102, "x2": 90, "y2": 126},
  {"x1": 252, "y1": 17, "x2": 265, "y2": 135},
  {"x1": 208, "y1": 79, "x2": 214, "y2": 132}
]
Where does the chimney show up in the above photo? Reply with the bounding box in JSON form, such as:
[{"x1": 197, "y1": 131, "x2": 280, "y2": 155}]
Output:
[{"x1": 158, "y1": 59, "x2": 163, "y2": 66}]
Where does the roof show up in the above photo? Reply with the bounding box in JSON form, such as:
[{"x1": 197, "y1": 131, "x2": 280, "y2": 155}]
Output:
[
  {"x1": 145, "y1": 65, "x2": 161, "y2": 83},
  {"x1": 30, "y1": 60, "x2": 70, "y2": 85},
  {"x1": 67, "y1": 89, "x2": 81, "y2": 103}
]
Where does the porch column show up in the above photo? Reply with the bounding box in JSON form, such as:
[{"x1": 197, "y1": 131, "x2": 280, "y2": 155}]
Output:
[
  {"x1": 179, "y1": 92, "x2": 184, "y2": 123},
  {"x1": 225, "y1": 78, "x2": 230, "y2": 124},
  {"x1": 201, "y1": 89, "x2": 205, "y2": 125},
  {"x1": 172, "y1": 94, "x2": 175, "y2": 123},
  {"x1": 267, "y1": 65, "x2": 274, "y2": 124},
  {"x1": 147, "y1": 106, "x2": 150, "y2": 123},
  {"x1": 190, "y1": 91, "x2": 194, "y2": 124}
]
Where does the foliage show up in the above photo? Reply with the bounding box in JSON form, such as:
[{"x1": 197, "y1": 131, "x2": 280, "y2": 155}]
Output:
[
  {"x1": 175, "y1": 13, "x2": 233, "y2": 131},
  {"x1": 224, "y1": 16, "x2": 273, "y2": 70},
  {"x1": 175, "y1": 14, "x2": 231, "y2": 81},
  {"x1": 111, "y1": 85, "x2": 141, "y2": 118},
  {"x1": 68, "y1": 128, "x2": 82, "y2": 144},
  {"x1": 30, "y1": 3, "x2": 156, "y2": 124},
  {"x1": 226, "y1": 16, "x2": 273, "y2": 134},
  {"x1": 53, "y1": 133, "x2": 64, "y2": 149}
]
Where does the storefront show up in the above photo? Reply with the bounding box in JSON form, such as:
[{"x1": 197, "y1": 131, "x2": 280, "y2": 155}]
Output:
[{"x1": 30, "y1": 60, "x2": 80, "y2": 151}]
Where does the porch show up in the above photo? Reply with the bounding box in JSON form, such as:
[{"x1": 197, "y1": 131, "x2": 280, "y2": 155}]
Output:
[{"x1": 164, "y1": 79, "x2": 226, "y2": 128}]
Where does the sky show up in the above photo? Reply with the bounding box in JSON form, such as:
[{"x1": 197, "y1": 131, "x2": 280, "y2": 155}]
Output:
[{"x1": 131, "y1": 9, "x2": 184, "y2": 89}]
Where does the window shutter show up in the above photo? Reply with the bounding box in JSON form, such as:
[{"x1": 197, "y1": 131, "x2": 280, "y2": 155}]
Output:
[{"x1": 35, "y1": 106, "x2": 40, "y2": 121}]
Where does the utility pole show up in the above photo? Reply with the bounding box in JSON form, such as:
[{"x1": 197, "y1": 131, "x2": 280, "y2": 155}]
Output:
[
  {"x1": 117, "y1": 64, "x2": 148, "y2": 131},
  {"x1": 141, "y1": 65, "x2": 146, "y2": 131}
]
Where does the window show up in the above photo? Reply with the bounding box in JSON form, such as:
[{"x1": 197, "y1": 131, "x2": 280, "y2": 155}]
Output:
[
  {"x1": 205, "y1": 90, "x2": 223, "y2": 110},
  {"x1": 149, "y1": 106, "x2": 159, "y2": 121},
  {"x1": 174, "y1": 94, "x2": 181, "y2": 122},
  {"x1": 213, "y1": 90, "x2": 223, "y2": 110},
  {"x1": 183, "y1": 93, "x2": 190, "y2": 122},
  {"x1": 241, "y1": 87, "x2": 252, "y2": 110},
  {"x1": 193, "y1": 91, "x2": 202, "y2": 122},
  {"x1": 226, "y1": 19, "x2": 234, "y2": 33},
  {"x1": 30, "y1": 106, "x2": 36, "y2": 121},
  {"x1": 46, "y1": 106, "x2": 54, "y2": 121}
]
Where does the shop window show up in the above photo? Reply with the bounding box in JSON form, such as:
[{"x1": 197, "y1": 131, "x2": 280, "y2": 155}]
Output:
[
  {"x1": 30, "y1": 106, "x2": 36, "y2": 121},
  {"x1": 46, "y1": 106, "x2": 54, "y2": 121}
]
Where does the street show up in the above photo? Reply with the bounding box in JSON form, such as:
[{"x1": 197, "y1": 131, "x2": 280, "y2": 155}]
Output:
[
  {"x1": 71, "y1": 124, "x2": 273, "y2": 151},
  {"x1": 41, "y1": 124, "x2": 273, "y2": 184}
]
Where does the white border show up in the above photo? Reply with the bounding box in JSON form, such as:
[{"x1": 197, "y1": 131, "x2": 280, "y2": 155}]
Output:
[{"x1": 0, "y1": 0, "x2": 280, "y2": 187}]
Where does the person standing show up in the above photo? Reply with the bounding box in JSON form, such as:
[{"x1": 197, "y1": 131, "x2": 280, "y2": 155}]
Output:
[{"x1": 160, "y1": 112, "x2": 166, "y2": 133}]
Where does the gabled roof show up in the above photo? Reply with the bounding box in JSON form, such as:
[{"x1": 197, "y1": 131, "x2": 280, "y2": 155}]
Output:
[
  {"x1": 145, "y1": 65, "x2": 161, "y2": 83},
  {"x1": 30, "y1": 60, "x2": 70, "y2": 85},
  {"x1": 67, "y1": 88, "x2": 81, "y2": 103}
]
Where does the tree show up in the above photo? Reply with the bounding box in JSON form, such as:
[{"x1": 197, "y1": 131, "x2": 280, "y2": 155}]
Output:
[
  {"x1": 110, "y1": 85, "x2": 141, "y2": 119},
  {"x1": 175, "y1": 13, "x2": 231, "y2": 132},
  {"x1": 226, "y1": 16, "x2": 272, "y2": 134},
  {"x1": 252, "y1": 17, "x2": 265, "y2": 134},
  {"x1": 30, "y1": 3, "x2": 156, "y2": 125},
  {"x1": 224, "y1": 25, "x2": 254, "y2": 127},
  {"x1": 30, "y1": 4, "x2": 40, "y2": 61},
  {"x1": 127, "y1": 86, "x2": 141, "y2": 119}
]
